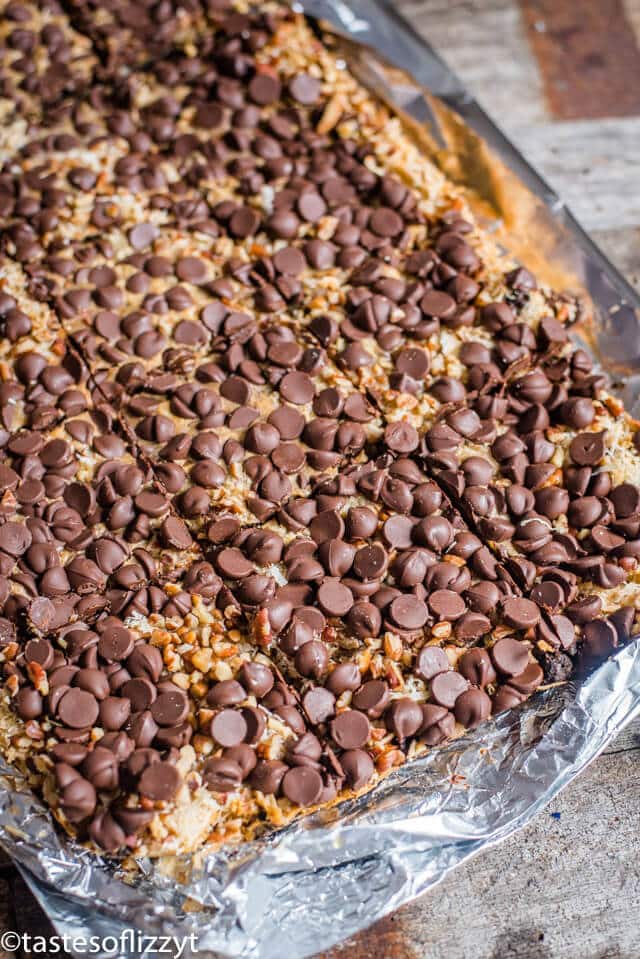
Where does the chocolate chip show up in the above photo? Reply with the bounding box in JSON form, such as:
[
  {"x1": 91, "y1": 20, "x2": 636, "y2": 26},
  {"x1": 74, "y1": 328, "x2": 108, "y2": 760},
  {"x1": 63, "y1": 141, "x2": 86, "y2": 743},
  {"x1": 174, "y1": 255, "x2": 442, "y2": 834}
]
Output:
[
  {"x1": 428, "y1": 589, "x2": 466, "y2": 621},
  {"x1": 203, "y1": 757, "x2": 243, "y2": 793},
  {"x1": 419, "y1": 704, "x2": 455, "y2": 745},
  {"x1": 561, "y1": 398, "x2": 595, "y2": 429},
  {"x1": 384, "y1": 421, "x2": 419, "y2": 454},
  {"x1": 395, "y1": 347, "x2": 429, "y2": 379},
  {"x1": 138, "y1": 762, "x2": 181, "y2": 801},
  {"x1": 129, "y1": 223, "x2": 158, "y2": 250},
  {"x1": 127, "y1": 645, "x2": 162, "y2": 683},
  {"x1": 210, "y1": 708, "x2": 248, "y2": 747},
  {"x1": 345, "y1": 507, "x2": 378, "y2": 541},
  {"x1": 582, "y1": 619, "x2": 618, "y2": 659},
  {"x1": 340, "y1": 749, "x2": 374, "y2": 789},
  {"x1": 389, "y1": 594, "x2": 428, "y2": 630},
  {"x1": 16, "y1": 688, "x2": 43, "y2": 719},
  {"x1": 610, "y1": 483, "x2": 640, "y2": 519},
  {"x1": 217, "y1": 547, "x2": 254, "y2": 579},
  {"x1": 282, "y1": 765, "x2": 323, "y2": 805},
  {"x1": 249, "y1": 73, "x2": 282, "y2": 105},
  {"x1": 151, "y1": 690, "x2": 189, "y2": 726},
  {"x1": 416, "y1": 645, "x2": 449, "y2": 680},
  {"x1": 59, "y1": 777, "x2": 96, "y2": 823},
  {"x1": 491, "y1": 638, "x2": 530, "y2": 676},
  {"x1": 454, "y1": 688, "x2": 491, "y2": 728},
  {"x1": 382, "y1": 515, "x2": 414, "y2": 549},
  {"x1": 294, "y1": 640, "x2": 329, "y2": 679},
  {"x1": 250, "y1": 759, "x2": 288, "y2": 795},
  {"x1": 0, "y1": 522, "x2": 31, "y2": 556},
  {"x1": 420, "y1": 290, "x2": 456, "y2": 319},
  {"x1": 458, "y1": 648, "x2": 496, "y2": 687},
  {"x1": 346, "y1": 601, "x2": 382, "y2": 639},
  {"x1": 310, "y1": 509, "x2": 344, "y2": 544},
  {"x1": 288, "y1": 73, "x2": 321, "y2": 104},
  {"x1": 327, "y1": 708, "x2": 372, "y2": 752},
  {"x1": 98, "y1": 626, "x2": 134, "y2": 662},
  {"x1": 569, "y1": 431, "x2": 605, "y2": 466},
  {"x1": 385, "y1": 697, "x2": 422, "y2": 740},
  {"x1": 430, "y1": 670, "x2": 468, "y2": 708},
  {"x1": 370, "y1": 207, "x2": 403, "y2": 237},
  {"x1": 57, "y1": 688, "x2": 99, "y2": 729},
  {"x1": 326, "y1": 662, "x2": 362, "y2": 696},
  {"x1": 352, "y1": 679, "x2": 390, "y2": 718},
  {"x1": 303, "y1": 687, "x2": 336, "y2": 723},
  {"x1": 508, "y1": 662, "x2": 544, "y2": 694},
  {"x1": 353, "y1": 544, "x2": 387, "y2": 581},
  {"x1": 501, "y1": 597, "x2": 541, "y2": 629}
]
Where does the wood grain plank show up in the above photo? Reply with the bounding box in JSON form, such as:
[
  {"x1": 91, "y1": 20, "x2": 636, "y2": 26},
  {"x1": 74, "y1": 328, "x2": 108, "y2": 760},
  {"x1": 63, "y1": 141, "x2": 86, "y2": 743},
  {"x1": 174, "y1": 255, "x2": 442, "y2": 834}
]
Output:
[
  {"x1": 601, "y1": 714, "x2": 640, "y2": 753},
  {"x1": 400, "y1": 0, "x2": 548, "y2": 125},
  {"x1": 511, "y1": 117, "x2": 640, "y2": 233},
  {"x1": 520, "y1": 0, "x2": 640, "y2": 120}
]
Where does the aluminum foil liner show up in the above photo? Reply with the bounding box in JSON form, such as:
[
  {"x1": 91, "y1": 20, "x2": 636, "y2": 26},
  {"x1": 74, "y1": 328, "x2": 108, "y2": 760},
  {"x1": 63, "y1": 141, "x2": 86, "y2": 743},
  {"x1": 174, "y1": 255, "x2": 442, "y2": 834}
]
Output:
[{"x1": 2, "y1": 2, "x2": 640, "y2": 955}]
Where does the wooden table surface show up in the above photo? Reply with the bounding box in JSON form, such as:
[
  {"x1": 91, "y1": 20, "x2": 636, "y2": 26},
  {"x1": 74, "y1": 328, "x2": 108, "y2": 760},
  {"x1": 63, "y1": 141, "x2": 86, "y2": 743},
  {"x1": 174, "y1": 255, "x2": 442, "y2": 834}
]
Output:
[{"x1": 1, "y1": 2, "x2": 639, "y2": 958}]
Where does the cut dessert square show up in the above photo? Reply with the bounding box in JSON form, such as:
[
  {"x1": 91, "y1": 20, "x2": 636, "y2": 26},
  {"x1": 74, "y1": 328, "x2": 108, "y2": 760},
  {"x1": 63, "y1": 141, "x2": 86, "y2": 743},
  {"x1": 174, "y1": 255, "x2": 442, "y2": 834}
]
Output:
[
  {"x1": 0, "y1": 120, "x2": 181, "y2": 254},
  {"x1": 0, "y1": 75, "x2": 224, "y2": 259},
  {"x1": 2, "y1": 428, "x2": 203, "y2": 616},
  {"x1": 32, "y1": 229, "x2": 385, "y2": 529},
  {"x1": 200, "y1": 443, "x2": 612, "y2": 754},
  {"x1": 422, "y1": 352, "x2": 640, "y2": 596},
  {"x1": 4, "y1": 593, "x2": 468, "y2": 858},
  {"x1": 0, "y1": 332, "x2": 212, "y2": 623},
  {"x1": 0, "y1": 5, "x2": 331, "y2": 257},
  {"x1": 61, "y1": 0, "x2": 218, "y2": 72},
  {"x1": 0, "y1": 0, "x2": 97, "y2": 152},
  {"x1": 0, "y1": 256, "x2": 66, "y2": 365}
]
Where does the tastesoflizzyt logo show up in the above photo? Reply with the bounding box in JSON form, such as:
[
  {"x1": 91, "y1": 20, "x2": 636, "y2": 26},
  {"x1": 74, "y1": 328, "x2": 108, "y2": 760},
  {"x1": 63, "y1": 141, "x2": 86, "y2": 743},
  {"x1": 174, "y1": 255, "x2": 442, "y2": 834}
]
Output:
[{"x1": 0, "y1": 929, "x2": 200, "y2": 956}]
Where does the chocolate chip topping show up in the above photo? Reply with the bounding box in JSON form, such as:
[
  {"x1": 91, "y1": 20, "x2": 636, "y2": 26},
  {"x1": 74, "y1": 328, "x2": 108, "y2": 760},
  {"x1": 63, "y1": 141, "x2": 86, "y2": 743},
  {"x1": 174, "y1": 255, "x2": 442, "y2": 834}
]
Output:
[
  {"x1": 430, "y1": 671, "x2": 468, "y2": 709},
  {"x1": 491, "y1": 638, "x2": 530, "y2": 677},
  {"x1": 330, "y1": 709, "x2": 371, "y2": 749},
  {"x1": 282, "y1": 765, "x2": 323, "y2": 805},
  {"x1": 210, "y1": 709, "x2": 248, "y2": 747},
  {"x1": 138, "y1": 762, "x2": 181, "y2": 801},
  {"x1": 569, "y1": 431, "x2": 606, "y2": 466},
  {"x1": 0, "y1": 0, "x2": 635, "y2": 859}
]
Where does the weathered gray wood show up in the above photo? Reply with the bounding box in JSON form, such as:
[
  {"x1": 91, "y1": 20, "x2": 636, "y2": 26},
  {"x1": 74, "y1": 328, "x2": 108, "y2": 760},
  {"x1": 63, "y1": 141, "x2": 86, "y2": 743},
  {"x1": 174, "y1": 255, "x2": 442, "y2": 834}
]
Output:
[
  {"x1": 400, "y1": 0, "x2": 548, "y2": 126},
  {"x1": 513, "y1": 119, "x2": 640, "y2": 233},
  {"x1": 602, "y1": 714, "x2": 640, "y2": 753}
]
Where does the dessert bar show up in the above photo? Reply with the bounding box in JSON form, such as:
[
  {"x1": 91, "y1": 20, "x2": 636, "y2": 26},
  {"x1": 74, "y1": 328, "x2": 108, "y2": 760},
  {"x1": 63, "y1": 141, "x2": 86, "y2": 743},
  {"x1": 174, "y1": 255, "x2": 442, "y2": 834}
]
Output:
[{"x1": 0, "y1": 0, "x2": 638, "y2": 861}]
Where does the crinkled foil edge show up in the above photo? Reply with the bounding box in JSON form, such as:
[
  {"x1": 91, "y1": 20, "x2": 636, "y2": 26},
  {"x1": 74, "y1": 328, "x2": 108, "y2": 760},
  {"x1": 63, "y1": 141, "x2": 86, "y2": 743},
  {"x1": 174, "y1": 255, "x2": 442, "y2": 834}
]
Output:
[{"x1": 2, "y1": 2, "x2": 640, "y2": 957}]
